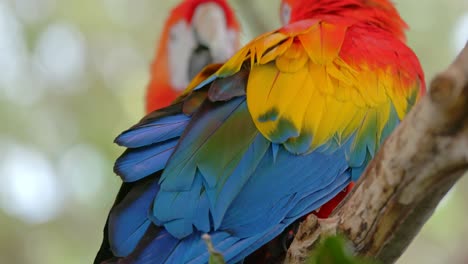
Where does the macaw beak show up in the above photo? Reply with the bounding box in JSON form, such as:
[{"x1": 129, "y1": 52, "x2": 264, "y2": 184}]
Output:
[
  {"x1": 188, "y1": 33, "x2": 213, "y2": 81},
  {"x1": 190, "y1": 2, "x2": 238, "y2": 79}
]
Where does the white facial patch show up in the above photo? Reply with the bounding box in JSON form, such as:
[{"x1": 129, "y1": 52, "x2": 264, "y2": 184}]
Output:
[
  {"x1": 167, "y1": 20, "x2": 197, "y2": 91},
  {"x1": 192, "y1": 3, "x2": 237, "y2": 63},
  {"x1": 281, "y1": 3, "x2": 291, "y2": 25}
]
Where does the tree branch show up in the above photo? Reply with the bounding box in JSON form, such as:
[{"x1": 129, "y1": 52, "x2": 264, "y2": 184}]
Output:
[{"x1": 286, "y1": 42, "x2": 468, "y2": 264}]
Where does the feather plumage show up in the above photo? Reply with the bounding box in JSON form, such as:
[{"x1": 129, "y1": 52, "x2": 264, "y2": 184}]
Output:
[{"x1": 96, "y1": 1, "x2": 425, "y2": 263}]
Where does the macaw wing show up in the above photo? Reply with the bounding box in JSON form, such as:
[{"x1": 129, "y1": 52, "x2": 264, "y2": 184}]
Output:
[
  {"x1": 111, "y1": 95, "x2": 351, "y2": 263},
  {"x1": 107, "y1": 88, "x2": 208, "y2": 257},
  {"x1": 105, "y1": 18, "x2": 424, "y2": 264},
  {"x1": 208, "y1": 18, "x2": 423, "y2": 174},
  {"x1": 109, "y1": 74, "x2": 350, "y2": 263}
]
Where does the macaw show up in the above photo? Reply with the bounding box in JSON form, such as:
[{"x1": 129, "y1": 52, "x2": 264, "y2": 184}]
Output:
[
  {"x1": 145, "y1": 0, "x2": 240, "y2": 113},
  {"x1": 278, "y1": 0, "x2": 410, "y2": 219},
  {"x1": 96, "y1": 0, "x2": 425, "y2": 263}
]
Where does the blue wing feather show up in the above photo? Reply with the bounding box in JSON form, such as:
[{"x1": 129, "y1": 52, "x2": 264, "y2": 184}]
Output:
[
  {"x1": 218, "y1": 144, "x2": 349, "y2": 237},
  {"x1": 206, "y1": 133, "x2": 270, "y2": 229},
  {"x1": 154, "y1": 98, "x2": 267, "y2": 236},
  {"x1": 108, "y1": 177, "x2": 159, "y2": 256},
  {"x1": 108, "y1": 96, "x2": 355, "y2": 263},
  {"x1": 105, "y1": 79, "x2": 395, "y2": 263},
  {"x1": 159, "y1": 98, "x2": 245, "y2": 191},
  {"x1": 153, "y1": 172, "x2": 211, "y2": 238},
  {"x1": 127, "y1": 228, "x2": 180, "y2": 264},
  {"x1": 114, "y1": 139, "x2": 178, "y2": 182},
  {"x1": 116, "y1": 114, "x2": 190, "y2": 148}
]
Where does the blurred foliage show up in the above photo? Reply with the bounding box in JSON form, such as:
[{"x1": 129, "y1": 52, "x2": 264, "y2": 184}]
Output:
[
  {"x1": 208, "y1": 253, "x2": 226, "y2": 264},
  {"x1": 307, "y1": 236, "x2": 377, "y2": 264},
  {"x1": 0, "y1": 0, "x2": 467, "y2": 264}
]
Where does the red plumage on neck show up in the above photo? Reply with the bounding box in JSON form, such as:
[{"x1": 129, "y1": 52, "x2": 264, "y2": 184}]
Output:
[
  {"x1": 178, "y1": 0, "x2": 239, "y2": 29},
  {"x1": 289, "y1": 0, "x2": 407, "y2": 41}
]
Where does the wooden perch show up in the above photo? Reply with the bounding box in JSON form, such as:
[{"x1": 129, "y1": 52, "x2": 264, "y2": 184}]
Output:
[{"x1": 285, "y1": 43, "x2": 468, "y2": 264}]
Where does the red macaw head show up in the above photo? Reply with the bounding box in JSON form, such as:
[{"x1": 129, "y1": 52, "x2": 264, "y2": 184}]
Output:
[
  {"x1": 281, "y1": 0, "x2": 407, "y2": 41},
  {"x1": 146, "y1": 0, "x2": 240, "y2": 113}
]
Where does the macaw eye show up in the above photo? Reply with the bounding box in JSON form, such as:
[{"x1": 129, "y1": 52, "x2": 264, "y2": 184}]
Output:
[{"x1": 281, "y1": 3, "x2": 291, "y2": 25}]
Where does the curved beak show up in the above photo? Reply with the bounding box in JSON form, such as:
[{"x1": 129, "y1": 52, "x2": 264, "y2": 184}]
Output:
[{"x1": 187, "y1": 41, "x2": 213, "y2": 80}]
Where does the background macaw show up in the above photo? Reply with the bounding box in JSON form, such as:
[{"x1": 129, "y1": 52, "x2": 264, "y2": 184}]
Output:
[
  {"x1": 145, "y1": 0, "x2": 240, "y2": 113},
  {"x1": 96, "y1": 0, "x2": 425, "y2": 263}
]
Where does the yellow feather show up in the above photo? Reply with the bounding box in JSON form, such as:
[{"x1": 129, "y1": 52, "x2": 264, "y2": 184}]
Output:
[
  {"x1": 376, "y1": 102, "x2": 391, "y2": 140},
  {"x1": 276, "y1": 52, "x2": 308, "y2": 73},
  {"x1": 275, "y1": 42, "x2": 309, "y2": 72},
  {"x1": 340, "y1": 107, "x2": 366, "y2": 143},
  {"x1": 207, "y1": 19, "x2": 420, "y2": 154},
  {"x1": 334, "y1": 101, "x2": 362, "y2": 143},
  {"x1": 260, "y1": 38, "x2": 293, "y2": 64},
  {"x1": 253, "y1": 32, "x2": 289, "y2": 63},
  {"x1": 298, "y1": 22, "x2": 347, "y2": 65},
  {"x1": 182, "y1": 63, "x2": 223, "y2": 96},
  {"x1": 283, "y1": 42, "x2": 307, "y2": 59},
  {"x1": 301, "y1": 88, "x2": 326, "y2": 149},
  {"x1": 246, "y1": 63, "x2": 279, "y2": 138},
  {"x1": 386, "y1": 80, "x2": 407, "y2": 119},
  {"x1": 279, "y1": 67, "x2": 315, "y2": 133},
  {"x1": 312, "y1": 96, "x2": 341, "y2": 148},
  {"x1": 247, "y1": 65, "x2": 309, "y2": 141},
  {"x1": 217, "y1": 47, "x2": 250, "y2": 76}
]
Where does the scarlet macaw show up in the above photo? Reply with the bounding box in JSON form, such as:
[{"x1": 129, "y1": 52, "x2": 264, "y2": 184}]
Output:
[
  {"x1": 145, "y1": 0, "x2": 240, "y2": 113},
  {"x1": 278, "y1": 0, "x2": 410, "y2": 219},
  {"x1": 97, "y1": 0, "x2": 425, "y2": 263}
]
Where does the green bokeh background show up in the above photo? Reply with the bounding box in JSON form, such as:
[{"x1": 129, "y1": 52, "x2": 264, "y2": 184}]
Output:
[{"x1": 0, "y1": 0, "x2": 467, "y2": 263}]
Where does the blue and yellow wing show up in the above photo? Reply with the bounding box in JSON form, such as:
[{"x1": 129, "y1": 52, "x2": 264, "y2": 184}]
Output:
[{"x1": 100, "y1": 18, "x2": 424, "y2": 264}]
